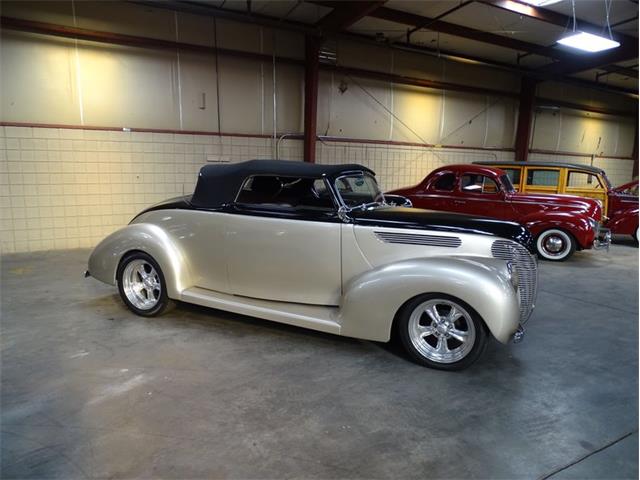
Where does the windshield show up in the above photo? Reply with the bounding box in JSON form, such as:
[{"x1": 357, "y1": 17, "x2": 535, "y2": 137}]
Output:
[{"x1": 335, "y1": 172, "x2": 385, "y2": 209}]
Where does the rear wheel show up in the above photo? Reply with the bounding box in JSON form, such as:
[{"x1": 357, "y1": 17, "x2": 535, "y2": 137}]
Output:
[
  {"x1": 536, "y1": 229, "x2": 576, "y2": 261},
  {"x1": 117, "y1": 252, "x2": 172, "y2": 316},
  {"x1": 397, "y1": 294, "x2": 488, "y2": 371}
]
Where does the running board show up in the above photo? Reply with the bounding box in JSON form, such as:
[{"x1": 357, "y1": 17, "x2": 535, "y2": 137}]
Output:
[{"x1": 180, "y1": 287, "x2": 341, "y2": 335}]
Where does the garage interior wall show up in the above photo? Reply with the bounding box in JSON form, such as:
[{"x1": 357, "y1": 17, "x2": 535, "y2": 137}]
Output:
[{"x1": 1, "y1": 1, "x2": 637, "y2": 253}]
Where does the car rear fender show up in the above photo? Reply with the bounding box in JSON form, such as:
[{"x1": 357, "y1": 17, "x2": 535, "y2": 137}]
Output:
[
  {"x1": 87, "y1": 223, "x2": 193, "y2": 298},
  {"x1": 338, "y1": 256, "x2": 520, "y2": 344}
]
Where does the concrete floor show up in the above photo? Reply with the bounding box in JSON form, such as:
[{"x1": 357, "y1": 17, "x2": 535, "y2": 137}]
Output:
[{"x1": 1, "y1": 238, "x2": 638, "y2": 479}]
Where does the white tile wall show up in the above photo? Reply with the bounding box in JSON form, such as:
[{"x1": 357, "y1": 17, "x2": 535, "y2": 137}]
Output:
[
  {"x1": 1, "y1": 126, "x2": 636, "y2": 253},
  {"x1": 0, "y1": 126, "x2": 302, "y2": 253},
  {"x1": 316, "y1": 141, "x2": 514, "y2": 191}
]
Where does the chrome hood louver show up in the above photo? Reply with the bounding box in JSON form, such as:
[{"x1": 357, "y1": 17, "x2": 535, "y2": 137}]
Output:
[{"x1": 374, "y1": 231, "x2": 462, "y2": 248}]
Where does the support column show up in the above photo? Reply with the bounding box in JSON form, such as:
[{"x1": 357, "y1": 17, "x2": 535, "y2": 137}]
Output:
[
  {"x1": 514, "y1": 77, "x2": 536, "y2": 162},
  {"x1": 304, "y1": 35, "x2": 320, "y2": 163},
  {"x1": 632, "y1": 123, "x2": 638, "y2": 179}
]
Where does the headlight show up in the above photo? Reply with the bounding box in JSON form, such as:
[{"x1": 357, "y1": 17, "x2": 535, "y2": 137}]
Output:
[
  {"x1": 587, "y1": 218, "x2": 599, "y2": 231},
  {"x1": 506, "y1": 261, "x2": 519, "y2": 290}
]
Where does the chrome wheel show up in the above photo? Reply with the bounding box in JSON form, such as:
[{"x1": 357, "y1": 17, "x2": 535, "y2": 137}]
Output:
[
  {"x1": 121, "y1": 259, "x2": 161, "y2": 310},
  {"x1": 408, "y1": 299, "x2": 476, "y2": 364},
  {"x1": 536, "y1": 229, "x2": 573, "y2": 261}
]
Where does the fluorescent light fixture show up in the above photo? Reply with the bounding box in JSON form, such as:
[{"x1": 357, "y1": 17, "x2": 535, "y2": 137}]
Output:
[
  {"x1": 520, "y1": 0, "x2": 563, "y2": 5},
  {"x1": 557, "y1": 32, "x2": 620, "y2": 52}
]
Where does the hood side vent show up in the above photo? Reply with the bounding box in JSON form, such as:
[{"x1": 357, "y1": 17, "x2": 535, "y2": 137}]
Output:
[{"x1": 374, "y1": 231, "x2": 461, "y2": 248}]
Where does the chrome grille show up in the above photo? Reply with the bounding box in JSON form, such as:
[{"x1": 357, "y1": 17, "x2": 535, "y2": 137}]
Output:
[
  {"x1": 375, "y1": 231, "x2": 462, "y2": 248},
  {"x1": 491, "y1": 240, "x2": 538, "y2": 323}
]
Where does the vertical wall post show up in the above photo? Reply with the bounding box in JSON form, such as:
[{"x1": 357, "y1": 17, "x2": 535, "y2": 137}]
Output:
[
  {"x1": 514, "y1": 77, "x2": 536, "y2": 162},
  {"x1": 304, "y1": 35, "x2": 320, "y2": 163},
  {"x1": 633, "y1": 122, "x2": 638, "y2": 179}
]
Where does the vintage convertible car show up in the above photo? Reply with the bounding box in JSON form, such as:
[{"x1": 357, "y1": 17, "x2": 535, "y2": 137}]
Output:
[
  {"x1": 388, "y1": 164, "x2": 610, "y2": 261},
  {"x1": 87, "y1": 160, "x2": 538, "y2": 370}
]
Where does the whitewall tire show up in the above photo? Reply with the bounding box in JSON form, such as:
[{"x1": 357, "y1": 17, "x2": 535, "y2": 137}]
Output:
[{"x1": 536, "y1": 229, "x2": 576, "y2": 262}]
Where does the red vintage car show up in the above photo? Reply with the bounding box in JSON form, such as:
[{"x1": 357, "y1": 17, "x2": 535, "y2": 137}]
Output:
[
  {"x1": 473, "y1": 161, "x2": 638, "y2": 242},
  {"x1": 609, "y1": 180, "x2": 639, "y2": 241},
  {"x1": 388, "y1": 164, "x2": 611, "y2": 261}
]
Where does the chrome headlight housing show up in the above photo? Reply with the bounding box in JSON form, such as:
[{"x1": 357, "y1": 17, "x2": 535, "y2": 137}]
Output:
[{"x1": 506, "y1": 261, "x2": 519, "y2": 291}]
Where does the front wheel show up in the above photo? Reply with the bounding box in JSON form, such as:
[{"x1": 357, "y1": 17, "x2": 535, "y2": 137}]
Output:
[
  {"x1": 397, "y1": 294, "x2": 488, "y2": 371},
  {"x1": 117, "y1": 252, "x2": 173, "y2": 316},
  {"x1": 536, "y1": 229, "x2": 576, "y2": 261}
]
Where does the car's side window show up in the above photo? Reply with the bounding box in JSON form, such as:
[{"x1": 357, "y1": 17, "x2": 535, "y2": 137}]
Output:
[
  {"x1": 236, "y1": 175, "x2": 334, "y2": 210},
  {"x1": 460, "y1": 174, "x2": 500, "y2": 194},
  {"x1": 526, "y1": 169, "x2": 559, "y2": 186},
  {"x1": 432, "y1": 172, "x2": 456, "y2": 191},
  {"x1": 567, "y1": 171, "x2": 603, "y2": 189}
]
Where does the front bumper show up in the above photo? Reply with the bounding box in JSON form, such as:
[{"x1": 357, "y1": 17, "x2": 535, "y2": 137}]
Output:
[
  {"x1": 512, "y1": 324, "x2": 525, "y2": 343},
  {"x1": 593, "y1": 227, "x2": 611, "y2": 251}
]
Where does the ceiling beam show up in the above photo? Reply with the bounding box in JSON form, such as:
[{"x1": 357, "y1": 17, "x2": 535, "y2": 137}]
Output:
[
  {"x1": 130, "y1": 0, "x2": 318, "y2": 35},
  {"x1": 598, "y1": 64, "x2": 639, "y2": 79},
  {"x1": 340, "y1": 31, "x2": 637, "y2": 97},
  {"x1": 333, "y1": 3, "x2": 575, "y2": 61},
  {"x1": 478, "y1": 0, "x2": 636, "y2": 46},
  {"x1": 316, "y1": 1, "x2": 386, "y2": 31},
  {"x1": 479, "y1": 0, "x2": 638, "y2": 76},
  {"x1": 537, "y1": 46, "x2": 639, "y2": 77}
]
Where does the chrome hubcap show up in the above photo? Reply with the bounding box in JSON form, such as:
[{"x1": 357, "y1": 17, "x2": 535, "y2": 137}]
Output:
[
  {"x1": 543, "y1": 235, "x2": 565, "y2": 254},
  {"x1": 122, "y1": 259, "x2": 161, "y2": 310},
  {"x1": 408, "y1": 299, "x2": 476, "y2": 364}
]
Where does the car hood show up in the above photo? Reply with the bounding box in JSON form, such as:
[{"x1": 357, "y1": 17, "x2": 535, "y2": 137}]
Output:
[
  {"x1": 510, "y1": 192, "x2": 601, "y2": 218},
  {"x1": 351, "y1": 207, "x2": 534, "y2": 252}
]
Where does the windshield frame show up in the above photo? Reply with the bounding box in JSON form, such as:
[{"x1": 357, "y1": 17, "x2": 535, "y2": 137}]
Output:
[
  {"x1": 333, "y1": 171, "x2": 386, "y2": 211},
  {"x1": 499, "y1": 174, "x2": 516, "y2": 193}
]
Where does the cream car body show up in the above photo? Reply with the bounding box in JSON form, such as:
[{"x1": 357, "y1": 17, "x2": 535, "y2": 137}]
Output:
[{"x1": 88, "y1": 160, "x2": 538, "y2": 370}]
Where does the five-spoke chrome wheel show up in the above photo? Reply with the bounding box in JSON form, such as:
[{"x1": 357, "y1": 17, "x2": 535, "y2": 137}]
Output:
[
  {"x1": 117, "y1": 252, "x2": 172, "y2": 316},
  {"x1": 121, "y1": 259, "x2": 161, "y2": 310},
  {"x1": 408, "y1": 299, "x2": 476, "y2": 364},
  {"x1": 536, "y1": 229, "x2": 575, "y2": 261},
  {"x1": 397, "y1": 294, "x2": 487, "y2": 370}
]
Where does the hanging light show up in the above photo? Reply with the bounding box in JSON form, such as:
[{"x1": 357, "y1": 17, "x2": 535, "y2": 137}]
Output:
[
  {"x1": 557, "y1": 0, "x2": 620, "y2": 53},
  {"x1": 557, "y1": 32, "x2": 620, "y2": 52},
  {"x1": 520, "y1": 0, "x2": 563, "y2": 6}
]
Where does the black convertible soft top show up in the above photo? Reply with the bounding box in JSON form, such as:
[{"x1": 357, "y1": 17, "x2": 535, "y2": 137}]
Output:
[{"x1": 190, "y1": 159, "x2": 373, "y2": 208}]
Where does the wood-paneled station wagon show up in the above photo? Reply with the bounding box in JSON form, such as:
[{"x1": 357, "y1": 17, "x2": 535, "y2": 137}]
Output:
[
  {"x1": 87, "y1": 160, "x2": 538, "y2": 371},
  {"x1": 388, "y1": 164, "x2": 610, "y2": 262},
  {"x1": 475, "y1": 161, "x2": 639, "y2": 241}
]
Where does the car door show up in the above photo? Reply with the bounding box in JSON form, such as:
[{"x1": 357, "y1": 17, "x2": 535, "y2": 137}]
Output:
[
  {"x1": 457, "y1": 173, "x2": 508, "y2": 219},
  {"x1": 224, "y1": 175, "x2": 342, "y2": 306},
  {"x1": 411, "y1": 171, "x2": 462, "y2": 212}
]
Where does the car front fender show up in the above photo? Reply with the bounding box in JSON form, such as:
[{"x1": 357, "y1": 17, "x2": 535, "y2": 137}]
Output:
[
  {"x1": 87, "y1": 223, "x2": 194, "y2": 298},
  {"x1": 338, "y1": 256, "x2": 520, "y2": 344},
  {"x1": 521, "y1": 212, "x2": 594, "y2": 249}
]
